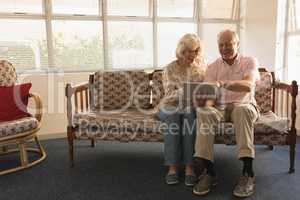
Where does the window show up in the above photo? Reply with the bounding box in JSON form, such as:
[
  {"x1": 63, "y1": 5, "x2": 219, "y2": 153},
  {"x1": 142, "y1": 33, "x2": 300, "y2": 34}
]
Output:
[
  {"x1": 0, "y1": 19, "x2": 48, "y2": 70},
  {"x1": 201, "y1": 0, "x2": 238, "y2": 19},
  {"x1": 107, "y1": 21, "x2": 152, "y2": 68},
  {"x1": 296, "y1": 1, "x2": 300, "y2": 29},
  {"x1": 107, "y1": 0, "x2": 149, "y2": 16},
  {"x1": 52, "y1": 21, "x2": 103, "y2": 70},
  {"x1": 157, "y1": 22, "x2": 196, "y2": 67},
  {"x1": 0, "y1": 0, "x2": 43, "y2": 14},
  {"x1": 157, "y1": 0, "x2": 194, "y2": 18},
  {"x1": 287, "y1": 36, "x2": 300, "y2": 82},
  {"x1": 0, "y1": 0, "x2": 241, "y2": 71},
  {"x1": 52, "y1": 0, "x2": 99, "y2": 15},
  {"x1": 285, "y1": 0, "x2": 300, "y2": 82}
]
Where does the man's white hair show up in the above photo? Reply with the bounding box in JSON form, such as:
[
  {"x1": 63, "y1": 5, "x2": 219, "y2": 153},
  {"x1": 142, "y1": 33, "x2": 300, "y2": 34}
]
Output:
[
  {"x1": 175, "y1": 33, "x2": 203, "y2": 64},
  {"x1": 217, "y1": 29, "x2": 240, "y2": 43}
]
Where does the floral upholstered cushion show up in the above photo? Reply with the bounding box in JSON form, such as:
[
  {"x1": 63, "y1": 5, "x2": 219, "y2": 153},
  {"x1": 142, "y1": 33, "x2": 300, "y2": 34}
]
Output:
[
  {"x1": 0, "y1": 60, "x2": 17, "y2": 86},
  {"x1": 130, "y1": 71, "x2": 152, "y2": 109},
  {"x1": 73, "y1": 110, "x2": 163, "y2": 142},
  {"x1": 0, "y1": 117, "x2": 38, "y2": 138},
  {"x1": 255, "y1": 71, "x2": 273, "y2": 113},
  {"x1": 92, "y1": 70, "x2": 151, "y2": 110},
  {"x1": 255, "y1": 111, "x2": 289, "y2": 134}
]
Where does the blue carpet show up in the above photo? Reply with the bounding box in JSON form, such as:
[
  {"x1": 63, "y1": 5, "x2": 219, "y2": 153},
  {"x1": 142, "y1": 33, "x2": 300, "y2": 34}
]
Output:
[{"x1": 0, "y1": 138, "x2": 299, "y2": 200}]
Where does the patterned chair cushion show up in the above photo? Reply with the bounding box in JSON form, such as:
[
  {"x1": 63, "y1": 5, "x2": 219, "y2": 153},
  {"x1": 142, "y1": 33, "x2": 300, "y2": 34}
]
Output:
[
  {"x1": 91, "y1": 70, "x2": 151, "y2": 110},
  {"x1": 0, "y1": 117, "x2": 38, "y2": 138},
  {"x1": 0, "y1": 60, "x2": 17, "y2": 86},
  {"x1": 255, "y1": 71, "x2": 273, "y2": 113},
  {"x1": 151, "y1": 71, "x2": 164, "y2": 108},
  {"x1": 215, "y1": 111, "x2": 289, "y2": 145},
  {"x1": 73, "y1": 110, "x2": 163, "y2": 142}
]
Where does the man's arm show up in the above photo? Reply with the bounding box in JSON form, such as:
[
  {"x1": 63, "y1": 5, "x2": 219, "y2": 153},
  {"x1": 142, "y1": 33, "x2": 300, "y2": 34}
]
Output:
[
  {"x1": 219, "y1": 75, "x2": 254, "y2": 92},
  {"x1": 220, "y1": 57, "x2": 260, "y2": 92}
]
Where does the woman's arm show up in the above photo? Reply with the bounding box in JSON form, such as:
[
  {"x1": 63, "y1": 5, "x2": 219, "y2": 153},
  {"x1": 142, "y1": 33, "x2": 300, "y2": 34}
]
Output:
[{"x1": 162, "y1": 66, "x2": 181, "y2": 101}]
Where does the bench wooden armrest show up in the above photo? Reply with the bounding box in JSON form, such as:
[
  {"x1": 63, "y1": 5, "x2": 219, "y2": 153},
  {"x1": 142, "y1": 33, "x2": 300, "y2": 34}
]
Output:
[
  {"x1": 272, "y1": 80, "x2": 298, "y2": 131},
  {"x1": 65, "y1": 82, "x2": 90, "y2": 127}
]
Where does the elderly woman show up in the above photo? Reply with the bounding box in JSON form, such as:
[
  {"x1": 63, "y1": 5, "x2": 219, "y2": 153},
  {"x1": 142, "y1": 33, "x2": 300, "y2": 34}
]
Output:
[{"x1": 157, "y1": 33, "x2": 206, "y2": 186}]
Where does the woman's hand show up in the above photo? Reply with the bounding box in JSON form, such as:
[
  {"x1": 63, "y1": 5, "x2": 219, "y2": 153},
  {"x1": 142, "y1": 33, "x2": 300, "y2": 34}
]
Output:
[
  {"x1": 193, "y1": 98, "x2": 206, "y2": 107},
  {"x1": 193, "y1": 98, "x2": 216, "y2": 107}
]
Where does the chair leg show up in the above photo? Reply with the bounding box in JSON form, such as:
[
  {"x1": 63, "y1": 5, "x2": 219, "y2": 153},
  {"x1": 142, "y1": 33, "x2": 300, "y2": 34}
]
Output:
[
  {"x1": 67, "y1": 126, "x2": 74, "y2": 168},
  {"x1": 19, "y1": 143, "x2": 29, "y2": 166},
  {"x1": 34, "y1": 136, "x2": 46, "y2": 156}
]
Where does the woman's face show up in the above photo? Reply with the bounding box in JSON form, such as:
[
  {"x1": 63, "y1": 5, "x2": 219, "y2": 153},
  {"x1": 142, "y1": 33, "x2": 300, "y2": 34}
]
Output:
[{"x1": 182, "y1": 46, "x2": 200, "y2": 64}]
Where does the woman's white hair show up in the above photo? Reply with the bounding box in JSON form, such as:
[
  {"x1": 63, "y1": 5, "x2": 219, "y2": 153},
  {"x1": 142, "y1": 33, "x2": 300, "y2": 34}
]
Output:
[{"x1": 175, "y1": 33, "x2": 203, "y2": 64}]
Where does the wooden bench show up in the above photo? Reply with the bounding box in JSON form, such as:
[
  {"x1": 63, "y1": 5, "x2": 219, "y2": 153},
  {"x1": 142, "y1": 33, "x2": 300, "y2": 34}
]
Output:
[{"x1": 66, "y1": 68, "x2": 298, "y2": 173}]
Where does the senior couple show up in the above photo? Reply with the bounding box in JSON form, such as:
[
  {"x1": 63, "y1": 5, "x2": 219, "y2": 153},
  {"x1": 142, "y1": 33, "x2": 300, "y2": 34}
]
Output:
[{"x1": 157, "y1": 29, "x2": 260, "y2": 198}]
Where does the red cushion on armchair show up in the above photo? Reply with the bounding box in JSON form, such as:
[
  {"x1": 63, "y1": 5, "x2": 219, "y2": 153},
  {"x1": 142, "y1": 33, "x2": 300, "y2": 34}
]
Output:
[{"x1": 0, "y1": 83, "x2": 32, "y2": 122}]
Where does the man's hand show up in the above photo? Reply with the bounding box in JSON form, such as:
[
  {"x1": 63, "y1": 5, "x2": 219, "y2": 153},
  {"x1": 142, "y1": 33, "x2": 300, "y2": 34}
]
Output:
[
  {"x1": 225, "y1": 81, "x2": 251, "y2": 92},
  {"x1": 218, "y1": 77, "x2": 253, "y2": 92}
]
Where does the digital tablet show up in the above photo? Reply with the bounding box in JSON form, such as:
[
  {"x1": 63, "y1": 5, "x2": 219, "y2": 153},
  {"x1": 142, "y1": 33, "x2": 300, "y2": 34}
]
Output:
[{"x1": 183, "y1": 82, "x2": 219, "y2": 107}]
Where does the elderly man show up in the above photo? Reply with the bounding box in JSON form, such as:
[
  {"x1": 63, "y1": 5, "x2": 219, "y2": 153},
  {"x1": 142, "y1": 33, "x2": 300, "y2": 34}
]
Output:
[{"x1": 193, "y1": 30, "x2": 260, "y2": 198}]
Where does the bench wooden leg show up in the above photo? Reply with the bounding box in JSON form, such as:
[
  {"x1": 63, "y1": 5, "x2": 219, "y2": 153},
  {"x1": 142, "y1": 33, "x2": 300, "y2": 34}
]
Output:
[
  {"x1": 268, "y1": 145, "x2": 274, "y2": 150},
  {"x1": 289, "y1": 142, "x2": 296, "y2": 173},
  {"x1": 1, "y1": 145, "x2": 8, "y2": 153},
  {"x1": 289, "y1": 129, "x2": 296, "y2": 173},
  {"x1": 91, "y1": 138, "x2": 96, "y2": 147},
  {"x1": 67, "y1": 126, "x2": 74, "y2": 168}
]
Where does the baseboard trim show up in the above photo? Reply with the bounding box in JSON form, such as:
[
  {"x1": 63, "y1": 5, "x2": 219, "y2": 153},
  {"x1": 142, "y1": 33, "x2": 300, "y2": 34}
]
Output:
[{"x1": 38, "y1": 132, "x2": 66, "y2": 140}]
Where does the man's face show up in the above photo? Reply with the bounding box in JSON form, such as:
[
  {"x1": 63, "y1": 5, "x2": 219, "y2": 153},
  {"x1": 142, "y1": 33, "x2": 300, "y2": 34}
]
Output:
[{"x1": 218, "y1": 34, "x2": 239, "y2": 61}]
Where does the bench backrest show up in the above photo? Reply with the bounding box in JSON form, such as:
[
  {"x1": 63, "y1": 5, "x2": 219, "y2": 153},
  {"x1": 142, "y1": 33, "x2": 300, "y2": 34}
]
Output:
[
  {"x1": 89, "y1": 68, "x2": 274, "y2": 113},
  {"x1": 255, "y1": 70, "x2": 273, "y2": 113},
  {"x1": 90, "y1": 70, "x2": 151, "y2": 111}
]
